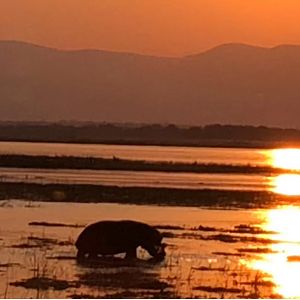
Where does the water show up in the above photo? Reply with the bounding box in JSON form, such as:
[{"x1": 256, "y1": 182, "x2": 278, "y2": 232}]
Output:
[
  {"x1": 1, "y1": 201, "x2": 300, "y2": 298},
  {"x1": 0, "y1": 141, "x2": 285, "y2": 193},
  {"x1": 1, "y1": 142, "x2": 300, "y2": 298},
  {"x1": 0, "y1": 167, "x2": 272, "y2": 191}
]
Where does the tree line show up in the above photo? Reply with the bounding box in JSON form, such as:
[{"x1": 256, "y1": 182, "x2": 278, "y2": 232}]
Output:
[{"x1": 0, "y1": 122, "x2": 299, "y2": 147}]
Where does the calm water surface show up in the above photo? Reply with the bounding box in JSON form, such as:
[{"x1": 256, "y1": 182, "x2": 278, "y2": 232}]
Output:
[
  {"x1": 1, "y1": 143, "x2": 300, "y2": 297},
  {"x1": 1, "y1": 142, "x2": 300, "y2": 194},
  {"x1": 0, "y1": 167, "x2": 272, "y2": 191},
  {"x1": 1, "y1": 201, "x2": 300, "y2": 298}
]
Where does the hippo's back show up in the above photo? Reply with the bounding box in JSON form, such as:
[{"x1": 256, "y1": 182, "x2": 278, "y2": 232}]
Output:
[{"x1": 75, "y1": 220, "x2": 157, "y2": 255}]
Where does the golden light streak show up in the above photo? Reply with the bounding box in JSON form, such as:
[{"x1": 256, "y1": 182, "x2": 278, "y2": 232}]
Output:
[
  {"x1": 247, "y1": 207, "x2": 300, "y2": 298},
  {"x1": 271, "y1": 149, "x2": 300, "y2": 171},
  {"x1": 272, "y1": 174, "x2": 300, "y2": 196}
]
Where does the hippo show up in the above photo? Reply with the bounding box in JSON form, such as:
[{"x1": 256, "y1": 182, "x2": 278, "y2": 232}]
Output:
[{"x1": 75, "y1": 220, "x2": 166, "y2": 260}]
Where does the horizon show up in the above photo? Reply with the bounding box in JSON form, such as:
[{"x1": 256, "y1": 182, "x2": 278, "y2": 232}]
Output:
[
  {"x1": 0, "y1": 119, "x2": 299, "y2": 131},
  {"x1": 2, "y1": 39, "x2": 300, "y2": 58},
  {"x1": 2, "y1": 0, "x2": 300, "y2": 57}
]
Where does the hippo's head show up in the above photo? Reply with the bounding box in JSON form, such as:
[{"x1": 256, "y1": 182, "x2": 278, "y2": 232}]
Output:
[{"x1": 141, "y1": 227, "x2": 166, "y2": 260}]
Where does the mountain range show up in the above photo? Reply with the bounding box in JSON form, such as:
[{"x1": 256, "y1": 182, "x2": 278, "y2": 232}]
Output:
[{"x1": 1, "y1": 40, "x2": 300, "y2": 128}]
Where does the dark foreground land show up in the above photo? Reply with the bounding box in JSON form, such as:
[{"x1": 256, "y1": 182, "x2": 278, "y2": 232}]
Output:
[{"x1": 0, "y1": 181, "x2": 298, "y2": 209}]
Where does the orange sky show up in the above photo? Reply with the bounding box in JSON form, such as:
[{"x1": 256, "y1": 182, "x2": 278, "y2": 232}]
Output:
[{"x1": 1, "y1": 0, "x2": 300, "y2": 56}]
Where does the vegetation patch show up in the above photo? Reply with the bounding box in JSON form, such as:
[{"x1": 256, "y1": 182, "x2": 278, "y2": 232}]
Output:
[
  {"x1": 194, "y1": 225, "x2": 218, "y2": 232},
  {"x1": 240, "y1": 280, "x2": 275, "y2": 287},
  {"x1": 212, "y1": 251, "x2": 245, "y2": 257},
  {"x1": 0, "y1": 262, "x2": 21, "y2": 268},
  {"x1": 192, "y1": 266, "x2": 226, "y2": 272},
  {"x1": 28, "y1": 221, "x2": 85, "y2": 228},
  {"x1": 10, "y1": 236, "x2": 73, "y2": 249},
  {"x1": 46, "y1": 256, "x2": 77, "y2": 261},
  {"x1": 10, "y1": 243, "x2": 41, "y2": 249},
  {"x1": 180, "y1": 232, "x2": 279, "y2": 245},
  {"x1": 154, "y1": 225, "x2": 184, "y2": 230},
  {"x1": 237, "y1": 247, "x2": 277, "y2": 254},
  {"x1": 27, "y1": 236, "x2": 73, "y2": 246},
  {"x1": 190, "y1": 223, "x2": 277, "y2": 235},
  {"x1": 230, "y1": 224, "x2": 277, "y2": 235},
  {"x1": 10, "y1": 277, "x2": 76, "y2": 290},
  {"x1": 0, "y1": 154, "x2": 289, "y2": 175},
  {"x1": 70, "y1": 290, "x2": 176, "y2": 299},
  {"x1": 193, "y1": 285, "x2": 243, "y2": 294}
]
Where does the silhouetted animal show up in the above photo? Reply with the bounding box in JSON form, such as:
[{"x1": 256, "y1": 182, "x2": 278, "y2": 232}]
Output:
[{"x1": 75, "y1": 220, "x2": 166, "y2": 260}]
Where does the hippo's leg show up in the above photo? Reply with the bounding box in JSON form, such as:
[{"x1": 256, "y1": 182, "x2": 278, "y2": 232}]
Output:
[
  {"x1": 125, "y1": 247, "x2": 137, "y2": 259},
  {"x1": 102, "y1": 254, "x2": 114, "y2": 258},
  {"x1": 88, "y1": 251, "x2": 98, "y2": 259}
]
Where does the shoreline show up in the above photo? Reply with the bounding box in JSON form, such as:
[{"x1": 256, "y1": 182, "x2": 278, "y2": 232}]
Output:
[
  {"x1": 0, "y1": 154, "x2": 289, "y2": 175},
  {"x1": 0, "y1": 181, "x2": 298, "y2": 209},
  {"x1": 0, "y1": 138, "x2": 299, "y2": 149}
]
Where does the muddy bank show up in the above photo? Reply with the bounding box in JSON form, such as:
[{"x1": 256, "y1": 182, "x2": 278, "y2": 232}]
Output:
[
  {"x1": 0, "y1": 181, "x2": 298, "y2": 209},
  {"x1": 0, "y1": 154, "x2": 286, "y2": 175}
]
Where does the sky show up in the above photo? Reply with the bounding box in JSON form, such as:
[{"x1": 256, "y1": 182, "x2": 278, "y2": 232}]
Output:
[{"x1": 1, "y1": 0, "x2": 300, "y2": 57}]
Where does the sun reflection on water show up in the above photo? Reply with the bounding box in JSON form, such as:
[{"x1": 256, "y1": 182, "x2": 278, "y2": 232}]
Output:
[
  {"x1": 271, "y1": 148, "x2": 300, "y2": 171},
  {"x1": 272, "y1": 174, "x2": 300, "y2": 196},
  {"x1": 267, "y1": 148, "x2": 300, "y2": 196},
  {"x1": 248, "y1": 207, "x2": 300, "y2": 298}
]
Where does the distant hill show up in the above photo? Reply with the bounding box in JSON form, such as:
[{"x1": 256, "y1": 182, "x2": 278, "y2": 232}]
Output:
[{"x1": 1, "y1": 40, "x2": 300, "y2": 128}]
